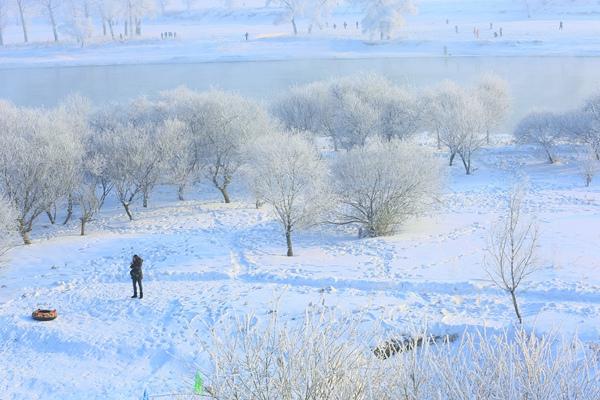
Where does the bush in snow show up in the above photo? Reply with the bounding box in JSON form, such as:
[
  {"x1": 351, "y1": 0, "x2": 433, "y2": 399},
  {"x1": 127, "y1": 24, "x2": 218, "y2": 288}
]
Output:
[
  {"x1": 514, "y1": 111, "x2": 565, "y2": 164},
  {"x1": 204, "y1": 307, "x2": 600, "y2": 399},
  {"x1": 246, "y1": 131, "x2": 331, "y2": 256},
  {"x1": 332, "y1": 139, "x2": 442, "y2": 238}
]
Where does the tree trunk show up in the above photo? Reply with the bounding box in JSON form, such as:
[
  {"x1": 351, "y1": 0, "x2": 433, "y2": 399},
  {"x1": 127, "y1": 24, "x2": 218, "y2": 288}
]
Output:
[
  {"x1": 18, "y1": 221, "x2": 31, "y2": 245},
  {"x1": 124, "y1": 21, "x2": 128, "y2": 36},
  {"x1": 48, "y1": 5, "x2": 58, "y2": 42},
  {"x1": 449, "y1": 151, "x2": 456, "y2": 166},
  {"x1": 80, "y1": 218, "x2": 86, "y2": 236},
  {"x1": 436, "y1": 130, "x2": 441, "y2": 150},
  {"x1": 142, "y1": 188, "x2": 149, "y2": 208},
  {"x1": 285, "y1": 226, "x2": 293, "y2": 257},
  {"x1": 218, "y1": 186, "x2": 231, "y2": 204},
  {"x1": 460, "y1": 152, "x2": 471, "y2": 175},
  {"x1": 46, "y1": 210, "x2": 56, "y2": 224},
  {"x1": 102, "y1": 19, "x2": 107, "y2": 36},
  {"x1": 546, "y1": 150, "x2": 554, "y2": 164},
  {"x1": 486, "y1": 129, "x2": 490, "y2": 145},
  {"x1": 0, "y1": 27, "x2": 4, "y2": 46},
  {"x1": 63, "y1": 194, "x2": 73, "y2": 225},
  {"x1": 510, "y1": 289, "x2": 522, "y2": 324},
  {"x1": 177, "y1": 184, "x2": 185, "y2": 201},
  {"x1": 291, "y1": 17, "x2": 298, "y2": 35},
  {"x1": 109, "y1": 20, "x2": 115, "y2": 39},
  {"x1": 122, "y1": 202, "x2": 133, "y2": 221},
  {"x1": 17, "y1": 0, "x2": 28, "y2": 43}
]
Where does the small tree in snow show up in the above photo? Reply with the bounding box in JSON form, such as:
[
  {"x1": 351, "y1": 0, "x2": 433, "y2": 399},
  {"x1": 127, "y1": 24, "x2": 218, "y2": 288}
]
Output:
[
  {"x1": 38, "y1": 0, "x2": 60, "y2": 41},
  {"x1": 485, "y1": 187, "x2": 538, "y2": 325},
  {"x1": 514, "y1": 111, "x2": 564, "y2": 164},
  {"x1": 246, "y1": 132, "x2": 330, "y2": 256},
  {"x1": 378, "y1": 86, "x2": 422, "y2": 141},
  {"x1": 161, "y1": 118, "x2": 198, "y2": 201},
  {"x1": 356, "y1": 0, "x2": 417, "y2": 40},
  {"x1": 15, "y1": 0, "x2": 29, "y2": 43},
  {"x1": 580, "y1": 150, "x2": 600, "y2": 187},
  {"x1": 577, "y1": 94, "x2": 600, "y2": 160},
  {"x1": 333, "y1": 139, "x2": 442, "y2": 238},
  {"x1": 476, "y1": 74, "x2": 510, "y2": 144}
]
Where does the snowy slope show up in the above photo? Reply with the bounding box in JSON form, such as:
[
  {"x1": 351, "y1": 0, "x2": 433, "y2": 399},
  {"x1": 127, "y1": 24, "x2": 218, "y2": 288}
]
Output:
[
  {"x1": 1, "y1": 143, "x2": 599, "y2": 398},
  {"x1": 2, "y1": 0, "x2": 600, "y2": 67}
]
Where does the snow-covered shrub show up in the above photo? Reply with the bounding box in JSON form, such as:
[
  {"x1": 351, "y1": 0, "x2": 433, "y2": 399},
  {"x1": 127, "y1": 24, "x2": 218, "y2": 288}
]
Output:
[
  {"x1": 573, "y1": 94, "x2": 600, "y2": 160},
  {"x1": 514, "y1": 111, "x2": 565, "y2": 164},
  {"x1": 332, "y1": 139, "x2": 442, "y2": 237},
  {"x1": 378, "y1": 85, "x2": 423, "y2": 142},
  {"x1": 246, "y1": 131, "x2": 331, "y2": 256},
  {"x1": 204, "y1": 308, "x2": 600, "y2": 400}
]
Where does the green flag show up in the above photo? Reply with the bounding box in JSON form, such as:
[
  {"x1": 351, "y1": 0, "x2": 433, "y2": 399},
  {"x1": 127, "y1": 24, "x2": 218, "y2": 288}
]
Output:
[{"x1": 194, "y1": 371, "x2": 204, "y2": 395}]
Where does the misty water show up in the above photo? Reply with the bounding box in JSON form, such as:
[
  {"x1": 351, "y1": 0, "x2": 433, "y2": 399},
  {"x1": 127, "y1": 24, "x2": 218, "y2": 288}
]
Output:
[{"x1": 1, "y1": 56, "x2": 600, "y2": 127}]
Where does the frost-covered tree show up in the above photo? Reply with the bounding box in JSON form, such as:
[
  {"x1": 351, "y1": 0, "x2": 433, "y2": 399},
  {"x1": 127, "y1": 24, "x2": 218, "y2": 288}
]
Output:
[
  {"x1": 0, "y1": 0, "x2": 10, "y2": 45},
  {"x1": 271, "y1": 0, "x2": 304, "y2": 35},
  {"x1": 378, "y1": 86, "x2": 422, "y2": 141},
  {"x1": 333, "y1": 139, "x2": 441, "y2": 238},
  {"x1": 514, "y1": 111, "x2": 564, "y2": 164},
  {"x1": 38, "y1": 0, "x2": 60, "y2": 41},
  {"x1": 580, "y1": 150, "x2": 600, "y2": 187},
  {"x1": 61, "y1": 0, "x2": 94, "y2": 46},
  {"x1": 427, "y1": 80, "x2": 486, "y2": 173},
  {"x1": 247, "y1": 132, "x2": 330, "y2": 256},
  {"x1": 0, "y1": 197, "x2": 16, "y2": 255},
  {"x1": 577, "y1": 94, "x2": 600, "y2": 160},
  {"x1": 355, "y1": 0, "x2": 417, "y2": 40},
  {"x1": 94, "y1": 0, "x2": 120, "y2": 38},
  {"x1": 15, "y1": 0, "x2": 29, "y2": 42},
  {"x1": 0, "y1": 103, "x2": 69, "y2": 244},
  {"x1": 160, "y1": 118, "x2": 197, "y2": 200},
  {"x1": 99, "y1": 123, "x2": 164, "y2": 220},
  {"x1": 192, "y1": 90, "x2": 273, "y2": 203},
  {"x1": 485, "y1": 187, "x2": 538, "y2": 325},
  {"x1": 272, "y1": 84, "x2": 324, "y2": 133},
  {"x1": 476, "y1": 74, "x2": 510, "y2": 144}
]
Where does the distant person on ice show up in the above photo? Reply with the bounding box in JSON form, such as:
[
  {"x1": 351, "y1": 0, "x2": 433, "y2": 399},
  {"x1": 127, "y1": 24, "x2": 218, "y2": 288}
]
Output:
[{"x1": 130, "y1": 255, "x2": 143, "y2": 299}]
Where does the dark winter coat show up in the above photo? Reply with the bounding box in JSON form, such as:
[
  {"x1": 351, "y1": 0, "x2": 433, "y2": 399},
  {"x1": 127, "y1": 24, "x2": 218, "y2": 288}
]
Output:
[{"x1": 130, "y1": 255, "x2": 143, "y2": 280}]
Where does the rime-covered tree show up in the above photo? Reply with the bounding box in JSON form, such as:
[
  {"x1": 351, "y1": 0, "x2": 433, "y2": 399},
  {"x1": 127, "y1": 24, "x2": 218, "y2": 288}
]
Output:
[
  {"x1": 378, "y1": 85, "x2": 422, "y2": 141},
  {"x1": 0, "y1": 103, "x2": 70, "y2": 244},
  {"x1": 0, "y1": 0, "x2": 10, "y2": 45},
  {"x1": 194, "y1": 90, "x2": 273, "y2": 203},
  {"x1": 355, "y1": 0, "x2": 417, "y2": 40},
  {"x1": 476, "y1": 74, "x2": 510, "y2": 144},
  {"x1": 271, "y1": 0, "x2": 304, "y2": 35},
  {"x1": 38, "y1": 0, "x2": 60, "y2": 41},
  {"x1": 15, "y1": 0, "x2": 29, "y2": 42},
  {"x1": 485, "y1": 187, "x2": 538, "y2": 325},
  {"x1": 247, "y1": 132, "x2": 330, "y2": 256},
  {"x1": 333, "y1": 139, "x2": 442, "y2": 237},
  {"x1": 514, "y1": 111, "x2": 564, "y2": 164},
  {"x1": 160, "y1": 118, "x2": 198, "y2": 201},
  {"x1": 0, "y1": 197, "x2": 16, "y2": 255}
]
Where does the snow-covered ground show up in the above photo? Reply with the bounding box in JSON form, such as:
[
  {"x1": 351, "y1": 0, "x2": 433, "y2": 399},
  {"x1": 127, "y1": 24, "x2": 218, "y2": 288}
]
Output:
[
  {"x1": 2, "y1": 0, "x2": 600, "y2": 67},
  {"x1": 1, "y1": 142, "x2": 599, "y2": 398}
]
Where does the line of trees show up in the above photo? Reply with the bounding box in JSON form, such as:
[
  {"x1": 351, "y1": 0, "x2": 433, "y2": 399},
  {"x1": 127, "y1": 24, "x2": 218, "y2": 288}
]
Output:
[
  {"x1": 514, "y1": 93, "x2": 600, "y2": 185},
  {"x1": 0, "y1": 0, "x2": 156, "y2": 46},
  {"x1": 273, "y1": 73, "x2": 510, "y2": 174},
  {"x1": 0, "y1": 83, "x2": 446, "y2": 256}
]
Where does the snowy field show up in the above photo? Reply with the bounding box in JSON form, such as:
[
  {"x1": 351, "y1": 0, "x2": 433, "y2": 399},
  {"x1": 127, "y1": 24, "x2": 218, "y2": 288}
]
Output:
[
  {"x1": 1, "y1": 141, "x2": 599, "y2": 398},
  {"x1": 2, "y1": 0, "x2": 600, "y2": 67}
]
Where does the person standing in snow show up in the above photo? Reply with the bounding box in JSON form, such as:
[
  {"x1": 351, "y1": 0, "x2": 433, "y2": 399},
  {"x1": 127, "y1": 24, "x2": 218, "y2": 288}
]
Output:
[
  {"x1": 130, "y1": 254, "x2": 144, "y2": 299},
  {"x1": 559, "y1": 21, "x2": 563, "y2": 30},
  {"x1": 245, "y1": 32, "x2": 249, "y2": 41}
]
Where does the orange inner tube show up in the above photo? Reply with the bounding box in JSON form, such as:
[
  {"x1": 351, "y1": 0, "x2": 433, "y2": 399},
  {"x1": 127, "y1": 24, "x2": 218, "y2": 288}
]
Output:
[{"x1": 32, "y1": 309, "x2": 57, "y2": 321}]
